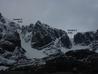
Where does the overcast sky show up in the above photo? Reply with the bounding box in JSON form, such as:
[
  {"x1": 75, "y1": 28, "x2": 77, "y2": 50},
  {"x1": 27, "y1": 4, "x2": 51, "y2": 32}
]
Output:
[{"x1": 0, "y1": 0, "x2": 98, "y2": 33}]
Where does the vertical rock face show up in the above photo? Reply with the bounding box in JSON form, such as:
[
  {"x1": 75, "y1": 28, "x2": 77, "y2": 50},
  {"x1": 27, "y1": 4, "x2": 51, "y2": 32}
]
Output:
[
  {"x1": 30, "y1": 21, "x2": 72, "y2": 49},
  {"x1": 84, "y1": 32, "x2": 95, "y2": 45},
  {"x1": 60, "y1": 35, "x2": 72, "y2": 48},
  {"x1": 74, "y1": 32, "x2": 85, "y2": 44},
  {"x1": 74, "y1": 31, "x2": 95, "y2": 45}
]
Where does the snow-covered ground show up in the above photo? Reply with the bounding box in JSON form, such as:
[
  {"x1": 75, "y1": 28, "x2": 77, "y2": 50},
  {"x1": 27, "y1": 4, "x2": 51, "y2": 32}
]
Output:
[{"x1": 61, "y1": 45, "x2": 90, "y2": 53}]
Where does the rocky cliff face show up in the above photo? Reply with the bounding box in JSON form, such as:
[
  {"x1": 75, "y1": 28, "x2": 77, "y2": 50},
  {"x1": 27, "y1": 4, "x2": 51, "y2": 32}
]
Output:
[
  {"x1": 21, "y1": 20, "x2": 72, "y2": 50},
  {"x1": 73, "y1": 31, "x2": 96, "y2": 45}
]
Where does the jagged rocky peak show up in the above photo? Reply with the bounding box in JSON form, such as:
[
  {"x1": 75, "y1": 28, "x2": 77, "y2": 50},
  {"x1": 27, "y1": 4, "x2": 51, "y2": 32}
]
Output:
[
  {"x1": 34, "y1": 20, "x2": 50, "y2": 29},
  {"x1": 21, "y1": 23, "x2": 34, "y2": 33},
  {"x1": 22, "y1": 21, "x2": 72, "y2": 49},
  {"x1": 35, "y1": 20, "x2": 41, "y2": 26},
  {"x1": 31, "y1": 20, "x2": 72, "y2": 49},
  {"x1": 20, "y1": 20, "x2": 72, "y2": 49}
]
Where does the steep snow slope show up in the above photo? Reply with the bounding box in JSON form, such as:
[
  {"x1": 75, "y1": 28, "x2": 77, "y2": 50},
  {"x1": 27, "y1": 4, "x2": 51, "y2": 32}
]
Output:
[{"x1": 19, "y1": 31, "x2": 46, "y2": 59}]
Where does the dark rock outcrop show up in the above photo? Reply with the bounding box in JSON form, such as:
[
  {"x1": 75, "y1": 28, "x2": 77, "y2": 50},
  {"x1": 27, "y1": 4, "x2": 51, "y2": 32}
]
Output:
[
  {"x1": 0, "y1": 33, "x2": 2, "y2": 40},
  {"x1": 74, "y1": 31, "x2": 95, "y2": 45},
  {"x1": 0, "y1": 13, "x2": 6, "y2": 23},
  {"x1": 21, "y1": 20, "x2": 72, "y2": 49},
  {"x1": 0, "y1": 40, "x2": 16, "y2": 52},
  {"x1": 31, "y1": 21, "x2": 72, "y2": 49},
  {"x1": 0, "y1": 30, "x2": 21, "y2": 52},
  {"x1": 84, "y1": 32, "x2": 95, "y2": 45},
  {"x1": 60, "y1": 35, "x2": 72, "y2": 48},
  {"x1": 65, "y1": 49, "x2": 96, "y2": 60},
  {"x1": 74, "y1": 32, "x2": 85, "y2": 44},
  {"x1": 3, "y1": 31, "x2": 21, "y2": 47}
]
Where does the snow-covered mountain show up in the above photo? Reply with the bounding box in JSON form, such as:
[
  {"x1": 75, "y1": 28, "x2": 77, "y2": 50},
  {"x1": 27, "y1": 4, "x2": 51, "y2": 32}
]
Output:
[
  {"x1": 21, "y1": 20, "x2": 72, "y2": 49},
  {"x1": 0, "y1": 13, "x2": 71, "y2": 71},
  {"x1": 0, "y1": 12, "x2": 98, "y2": 73},
  {"x1": 19, "y1": 20, "x2": 73, "y2": 59},
  {"x1": 0, "y1": 13, "x2": 30, "y2": 71}
]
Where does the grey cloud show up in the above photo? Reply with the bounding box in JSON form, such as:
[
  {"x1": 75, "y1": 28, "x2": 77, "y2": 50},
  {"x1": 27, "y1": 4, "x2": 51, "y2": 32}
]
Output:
[{"x1": 0, "y1": 0, "x2": 98, "y2": 32}]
